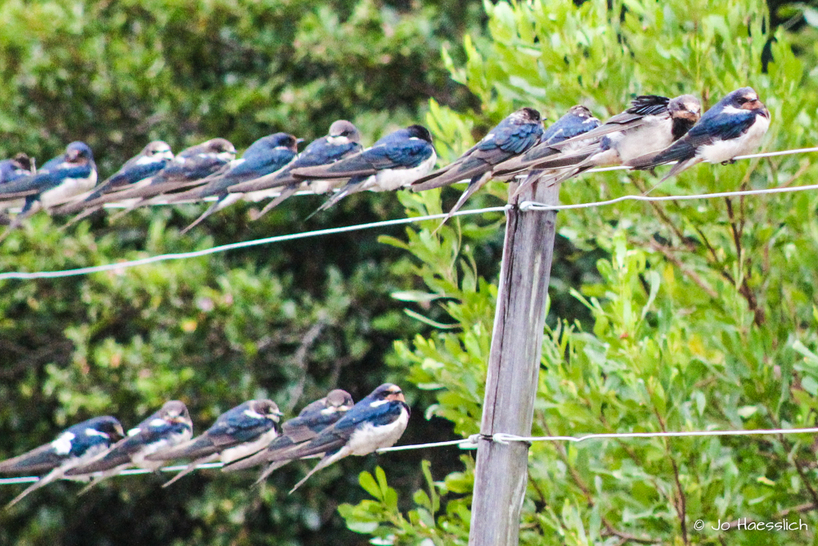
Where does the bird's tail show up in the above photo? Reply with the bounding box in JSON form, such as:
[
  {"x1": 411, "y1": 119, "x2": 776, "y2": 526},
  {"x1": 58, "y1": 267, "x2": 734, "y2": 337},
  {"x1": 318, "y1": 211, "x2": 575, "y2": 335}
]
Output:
[
  {"x1": 252, "y1": 185, "x2": 299, "y2": 221},
  {"x1": 306, "y1": 176, "x2": 366, "y2": 220},
  {"x1": 252, "y1": 460, "x2": 290, "y2": 487},
  {"x1": 432, "y1": 172, "x2": 491, "y2": 235},
  {"x1": 180, "y1": 200, "x2": 221, "y2": 235},
  {"x1": 0, "y1": 201, "x2": 38, "y2": 244},
  {"x1": 58, "y1": 207, "x2": 100, "y2": 232},
  {"x1": 288, "y1": 454, "x2": 341, "y2": 494},
  {"x1": 162, "y1": 455, "x2": 218, "y2": 488},
  {"x1": 4, "y1": 468, "x2": 60, "y2": 510}
]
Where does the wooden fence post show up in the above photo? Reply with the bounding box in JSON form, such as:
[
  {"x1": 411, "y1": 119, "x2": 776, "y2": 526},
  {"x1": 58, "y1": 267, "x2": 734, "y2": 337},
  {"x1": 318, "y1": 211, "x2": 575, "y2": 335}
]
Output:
[{"x1": 468, "y1": 179, "x2": 560, "y2": 546}]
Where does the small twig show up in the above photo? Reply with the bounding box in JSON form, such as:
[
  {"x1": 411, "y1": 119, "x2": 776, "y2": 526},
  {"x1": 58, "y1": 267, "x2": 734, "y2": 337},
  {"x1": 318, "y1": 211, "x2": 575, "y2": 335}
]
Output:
[
  {"x1": 647, "y1": 240, "x2": 718, "y2": 299},
  {"x1": 652, "y1": 408, "x2": 688, "y2": 546}
]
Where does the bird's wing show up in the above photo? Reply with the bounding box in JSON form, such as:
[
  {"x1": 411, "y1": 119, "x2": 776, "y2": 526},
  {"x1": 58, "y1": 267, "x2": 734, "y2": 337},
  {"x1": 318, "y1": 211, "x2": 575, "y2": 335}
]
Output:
[
  {"x1": 146, "y1": 435, "x2": 217, "y2": 461},
  {"x1": 292, "y1": 139, "x2": 431, "y2": 180},
  {"x1": 630, "y1": 111, "x2": 757, "y2": 169},
  {"x1": 0, "y1": 444, "x2": 63, "y2": 474}
]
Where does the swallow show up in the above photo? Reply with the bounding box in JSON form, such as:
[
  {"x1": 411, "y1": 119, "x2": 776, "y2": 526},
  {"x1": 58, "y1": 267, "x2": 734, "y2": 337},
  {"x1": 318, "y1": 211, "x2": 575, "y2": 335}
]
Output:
[
  {"x1": 227, "y1": 120, "x2": 363, "y2": 219},
  {"x1": 145, "y1": 399, "x2": 282, "y2": 487},
  {"x1": 54, "y1": 141, "x2": 174, "y2": 217},
  {"x1": 266, "y1": 384, "x2": 409, "y2": 494},
  {"x1": 164, "y1": 133, "x2": 300, "y2": 233},
  {"x1": 411, "y1": 108, "x2": 544, "y2": 222},
  {"x1": 65, "y1": 400, "x2": 193, "y2": 492},
  {"x1": 629, "y1": 87, "x2": 770, "y2": 180},
  {"x1": 77, "y1": 138, "x2": 236, "y2": 212},
  {"x1": 0, "y1": 154, "x2": 36, "y2": 220},
  {"x1": 533, "y1": 95, "x2": 701, "y2": 186},
  {"x1": 0, "y1": 153, "x2": 36, "y2": 185},
  {"x1": 0, "y1": 142, "x2": 97, "y2": 238},
  {"x1": 0, "y1": 142, "x2": 96, "y2": 207},
  {"x1": 492, "y1": 105, "x2": 600, "y2": 194},
  {"x1": 0, "y1": 416, "x2": 124, "y2": 509},
  {"x1": 222, "y1": 389, "x2": 354, "y2": 483},
  {"x1": 289, "y1": 125, "x2": 436, "y2": 216}
]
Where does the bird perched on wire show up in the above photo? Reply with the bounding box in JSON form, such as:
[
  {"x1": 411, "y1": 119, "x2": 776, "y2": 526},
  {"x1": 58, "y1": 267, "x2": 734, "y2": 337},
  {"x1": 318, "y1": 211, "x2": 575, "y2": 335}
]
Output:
[
  {"x1": 162, "y1": 133, "x2": 301, "y2": 233},
  {"x1": 227, "y1": 120, "x2": 363, "y2": 219},
  {"x1": 628, "y1": 87, "x2": 770, "y2": 181},
  {"x1": 264, "y1": 383, "x2": 409, "y2": 494},
  {"x1": 288, "y1": 125, "x2": 436, "y2": 216},
  {"x1": 77, "y1": 138, "x2": 236, "y2": 213},
  {"x1": 411, "y1": 107, "x2": 544, "y2": 223},
  {"x1": 54, "y1": 141, "x2": 174, "y2": 218},
  {"x1": 0, "y1": 153, "x2": 36, "y2": 221},
  {"x1": 223, "y1": 389, "x2": 355, "y2": 484},
  {"x1": 0, "y1": 153, "x2": 36, "y2": 185},
  {"x1": 65, "y1": 400, "x2": 192, "y2": 492},
  {"x1": 493, "y1": 105, "x2": 600, "y2": 195},
  {"x1": 145, "y1": 399, "x2": 282, "y2": 487},
  {"x1": 502, "y1": 95, "x2": 702, "y2": 187},
  {"x1": 0, "y1": 416, "x2": 124, "y2": 509},
  {"x1": 0, "y1": 142, "x2": 97, "y2": 237}
]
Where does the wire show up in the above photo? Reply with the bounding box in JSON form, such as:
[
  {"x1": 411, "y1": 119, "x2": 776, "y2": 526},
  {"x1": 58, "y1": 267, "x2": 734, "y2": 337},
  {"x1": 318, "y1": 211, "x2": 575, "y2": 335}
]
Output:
[
  {"x1": 0, "y1": 462, "x2": 225, "y2": 485},
  {"x1": 1, "y1": 145, "x2": 816, "y2": 281},
  {"x1": 0, "y1": 206, "x2": 509, "y2": 281},
  {"x1": 6, "y1": 181, "x2": 818, "y2": 282},
  {"x1": 4, "y1": 425, "x2": 818, "y2": 485},
  {"x1": 520, "y1": 183, "x2": 818, "y2": 212}
]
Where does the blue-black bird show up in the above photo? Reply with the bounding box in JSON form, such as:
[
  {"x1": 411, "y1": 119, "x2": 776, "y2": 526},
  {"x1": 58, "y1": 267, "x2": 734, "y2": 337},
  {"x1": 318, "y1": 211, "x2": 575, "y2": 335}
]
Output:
[
  {"x1": 0, "y1": 153, "x2": 35, "y2": 185},
  {"x1": 227, "y1": 120, "x2": 363, "y2": 218},
  {"x1": 629, "y1": 87, "x2": 770, "y2": 180},
  {"x1": 492, "y1": 105, "x2": 600, "y2": 194},
  {"x1": 80, "y1": 138, "x2": 236, "y2": 212},
  {"x1": 0, "y1": 142, "x2": 96, "y2": 238},
  {"x1": 55, "y1": 141, "x2": 174, "y2": 217},
  {"x1": 520, "y1": 95, "x2": 702, "y2": 186},
  {"x1": 0, "y1": 142, "x2": 96, "y2": 208},
  {"x1": 0, "y1": 154, "x2": 36, "y2": 221},
  {"x1": 65, "y1": 401, "x2": 192, "y2": 492},
  {"x1": 411, "y1": 108, "x2": 544, "y2": 219},
  {"x1": 0, "y1": 416, "x2": 124, "y2": 509},
  {"x1": 223, "y1": 389, "x2": 354, "y2": 484},
  {"x1": 289, "y1": 125, "x2": 436, "y2": 215},
  {"x1": 265, "y1": 384, "x2": 409, "y2": 494},
  {"x1": 146, "y1": 399, "x2": 282, "y2": 487},
  {"x1": 165, "y1": 133, "x2": 300, "y2": 233}
]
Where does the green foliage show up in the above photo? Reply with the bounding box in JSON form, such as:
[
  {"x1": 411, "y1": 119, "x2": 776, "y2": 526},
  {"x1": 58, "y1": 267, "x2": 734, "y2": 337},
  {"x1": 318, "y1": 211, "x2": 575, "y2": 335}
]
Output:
[
  {"x1": 0, "y1": 0, "x2": 481, "y2": 174},
  {"x1": 340, "y1": 0, "x2": 818, "y2": 544},
  {"x1": 0, "y1": 1, "x2": 486, "y2": 545}
]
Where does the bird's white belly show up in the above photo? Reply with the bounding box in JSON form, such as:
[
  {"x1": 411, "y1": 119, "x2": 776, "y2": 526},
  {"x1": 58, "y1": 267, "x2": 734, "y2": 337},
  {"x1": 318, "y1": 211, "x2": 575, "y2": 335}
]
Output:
[
  {"x1": 699, "y1": 115, "x2": 770, "y2": 164},
  {"x1": 373, "y1": 153, "x2": 437, "y2": 192},
  {"x1": 346, "y1": 409, "x2": 410, "y2": 456},
  {"x1": 41, "y1": 173, "x2": 97, "y2": 208},
  {"x1": 307, "y1": 179, "x2": 342, "y2": 195},
  {"x1": 242, "y1": 188, "x2": 280, "y2": 201},
  {"x1": 133, "y1": 430, "x2": 193, "y2": 468},
  {"x1": 220, "y1": 428, "x2": 279, "y2": 464},
  {"x1": 616, "y1": 118, "x2": 674, "y2": 163}
]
